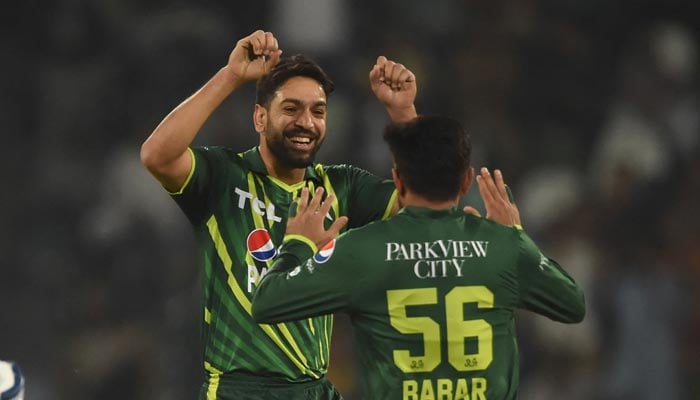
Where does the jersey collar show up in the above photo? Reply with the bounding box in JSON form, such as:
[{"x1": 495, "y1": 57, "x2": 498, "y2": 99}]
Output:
[
  {"x1": 240, "y1": 147, "x2": 323, "y2": 185},
  {"x1": 399, "y1": 205, "x2": 463, "y2": 218}
]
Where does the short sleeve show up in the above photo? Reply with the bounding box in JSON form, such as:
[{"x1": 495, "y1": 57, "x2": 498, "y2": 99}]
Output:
[
  {"x1": 170, "y1": 146, "x2": 229, "y2": 225},
  {"x1": 341, "y1": 166, "x2": 397, "y2": 228}
]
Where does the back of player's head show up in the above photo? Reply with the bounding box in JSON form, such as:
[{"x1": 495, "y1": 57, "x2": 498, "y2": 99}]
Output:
[
  {"x1": 255, "y1": 54, "x2": 335, "y2": 107},
  {"x1": 383, "y1": 115, "x2": 471, "y2": 202}
]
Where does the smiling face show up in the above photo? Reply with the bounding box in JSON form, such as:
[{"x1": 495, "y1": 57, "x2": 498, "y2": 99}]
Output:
[{"x1": 255, "y1": 76, "x2": 328, "y2": 169}]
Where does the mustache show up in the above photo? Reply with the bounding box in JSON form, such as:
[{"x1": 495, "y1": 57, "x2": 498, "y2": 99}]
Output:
[{"x1": 284, "y1": 127, "x2": 319, "y2": 140}]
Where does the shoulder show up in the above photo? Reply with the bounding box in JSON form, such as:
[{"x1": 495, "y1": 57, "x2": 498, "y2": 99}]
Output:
[
  {"x1": 471, "y1": 219, "x2": 540, "y2": 267},
  {"x1": 325, "y1": 223, "x2": 387, "y2": 272},
  {"x1": 311, "y1": 164, "x2": 354, "y2": 189},
  {"x1": 317, "y1": 163, "x2": 353, "y2": 172},
  {"x1": 191, "y1": 145, "x2": 237, "y2": 159},
  {"x1": 316, "y1": 163, "x2": 376, "y2": 178},
  {"x1": 469, "y1": 215, "x2": 521, "y2": 239},
  {"x1": 199, "y1": 145, "x2": 244, "y2": 157},
  {"x1": 316, "y1": 163, "x2": 349, "y2": 178},
  {"x1": 337, "y1": 214, "x2": 403, "y2": 248},
  {"x1": 192, "y1": 146, "x2": 246, "y2": 167}
]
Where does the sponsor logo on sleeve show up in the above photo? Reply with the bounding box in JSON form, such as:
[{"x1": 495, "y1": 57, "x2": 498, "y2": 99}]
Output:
[{"x1": 313, "y1": 239, "x2": 336, "y2": 263}]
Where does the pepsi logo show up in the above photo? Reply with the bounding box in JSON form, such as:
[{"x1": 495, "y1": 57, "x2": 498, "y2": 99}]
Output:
[
  {"x1": 313, "y1": 239, "x2": 336, "y2": 263},
  {"x1": 247, "y1": 229, "x2": 276, "y2": 262}
]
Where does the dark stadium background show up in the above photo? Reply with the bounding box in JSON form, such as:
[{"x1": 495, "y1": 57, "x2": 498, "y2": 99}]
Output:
[{"x1": 2, "y1": 1, "x2": 699, "y2": 398}]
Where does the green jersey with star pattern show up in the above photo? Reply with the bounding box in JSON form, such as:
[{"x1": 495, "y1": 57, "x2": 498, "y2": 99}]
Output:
[
  {"x1": 169, "y1": 146, "x2": 396, "y2": 393},
  {"x1": 253, "y1": 206, "x2": 585, "y2": 400}
]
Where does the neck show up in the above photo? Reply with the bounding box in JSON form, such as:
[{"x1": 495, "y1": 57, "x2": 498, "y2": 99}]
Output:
[
  {"x1": 259, "y1": 145, "x2": 306, "y2": 185},
  {"x1": 399, "y1": 191, "x2": 459, "y2": 210}
]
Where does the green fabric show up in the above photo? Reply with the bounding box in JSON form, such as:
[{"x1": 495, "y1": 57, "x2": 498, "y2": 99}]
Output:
[
  {"x1": 198, "y1": 374, "x2": 343, "y2": 400},
  {"x1": 254, "y1": 206, "x2": 585, "y2": 400},
  {"x1": 170, "y1": 146, "x2": 396, "y2": 391}
]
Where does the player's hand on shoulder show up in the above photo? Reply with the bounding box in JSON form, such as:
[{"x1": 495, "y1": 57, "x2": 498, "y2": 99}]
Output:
[
  {"x1": 287, "y1": 187, "x2": 349, "y2": 250},
  {"x1": 466, "y1": 167, "x2": 522, "y2": 228},
  {"x1": 369, "y1": 56, "x2": 417, "y2": 121},
  {"x1": 227, "y1": 30, "x2": 283, "y2": 84}
]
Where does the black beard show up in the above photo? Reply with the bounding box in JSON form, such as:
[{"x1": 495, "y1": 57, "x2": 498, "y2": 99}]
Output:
[{"x1": 266, "y1": 127, "x2": 323, "y2": 169}]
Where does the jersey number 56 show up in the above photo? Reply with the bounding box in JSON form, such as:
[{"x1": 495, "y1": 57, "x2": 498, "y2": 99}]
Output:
[{"x1": 386, "y1": 286, "x2": 494, "y2": 373}]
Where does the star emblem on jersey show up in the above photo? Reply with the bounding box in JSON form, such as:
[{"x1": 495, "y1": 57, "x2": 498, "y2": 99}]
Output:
[
  {"x1": 247, "y1": 228, "x2": 276, "y2": 262},
  {"x1": 313, "y1": 239, "x2": 336, "y2": 263}
]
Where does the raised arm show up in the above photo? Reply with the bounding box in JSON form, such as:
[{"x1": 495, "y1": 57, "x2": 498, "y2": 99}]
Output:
[
  {"x1": 367, "y1": 56, "x2": 418, "y2": 216},
  {"x1": 369, "y1": 56, "x2": 418, "y2": 123},
  {"x1": 140, "y1": 30, "x2": 282, "y2": 192}
]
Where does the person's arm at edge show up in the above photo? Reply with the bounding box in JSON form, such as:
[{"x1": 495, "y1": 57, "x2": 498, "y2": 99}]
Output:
[
  {"x1": 253, "y1": 187, "x2": 350, "y2": 322},
  {"x1": 466, "y1": 166, "x2": 584, "y2": 322},
  {"x1": 140, "y1": 30, "x2": 282, "y2": 192},
  {"x1": 516, "y1": 230, "x2": 586, "y2": 323},
  {"x1": 369, "y1": 56, "x2": 418, "y2": 124},
  {"x1": 252, "y1": 237, "x2": 326, "y2": 323}
]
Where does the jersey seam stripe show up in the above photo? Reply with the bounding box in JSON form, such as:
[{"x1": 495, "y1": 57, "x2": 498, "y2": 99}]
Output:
[
  {"x1": 207, "y1": 325, "x2": 290, "y2": 375},
  {"x1": 382, "y1": 189, "x2": 398, "y2": 220},
  {"x1": 327, "y1": 314, "x2": 333, "y2": 354},
  {"x1": 515, "y1": 232, "x2": 524, "y2": 305},
  {"x1": 207, "y1": 278, "x2": 295, "y2": 373},
  {"x1": 267, "y1": 175, "x2": 307, "y2": 192},
  {"x1": 205, "y1": 214, "x2": 314, "y2": 377},
  {"x1": 317, "y1": 166, "x2": 340, "y2": 218},
  {"x1": 248, "y1": 173, "x2": 271, "y2": 232},
  {"x1": 322, "y1": 314, "x2": 333, "y2": 366},
  {"x1": 167, "y1": 147, "x2": 196, "y2": 195},
  {"x1": 307, "y1": 317, "x2": 315, "y2": 335},
  {"x1": 306, "y1": 314, "x2": 317, "y2": 365},
  {"x1": 315, "y1": 167, "x2": 336, "y2": 366},
  {"x1": 305, "y1": 172, "x2": 330, "y2": 367},
  {"x1": 204, "y1": 361, "x2": 222, "y2": 400},
  {"x1": 307, "y1": 180, "x2": 315, "y2": 198},
  {"x1": 249, "y1": 173, "x2": 316, "y2": 373},
  {"x1": 207, "y1": 214, "x2": 310, "y2": 375}
]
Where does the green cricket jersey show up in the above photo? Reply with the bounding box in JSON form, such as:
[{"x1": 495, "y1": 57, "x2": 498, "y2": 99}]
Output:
[
  {"x1": 169, "y1": 146, "x2": 396, "y2": 395},
  {"x1": 253, "y1": 206, "x2": 586, "y2": 400}
]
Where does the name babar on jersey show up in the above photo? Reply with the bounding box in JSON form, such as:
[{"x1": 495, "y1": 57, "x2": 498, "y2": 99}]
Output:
[{"x1": 385, "y1": 239, "x2": 490, "y2": 278}]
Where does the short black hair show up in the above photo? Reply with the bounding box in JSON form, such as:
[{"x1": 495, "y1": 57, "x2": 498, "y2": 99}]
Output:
[
  {"x1": 383, "y1": 115, "x2": 471, "y2": 202},
  {"x1": 255, "y1": 54, "x2": 335, "y2": 107}
]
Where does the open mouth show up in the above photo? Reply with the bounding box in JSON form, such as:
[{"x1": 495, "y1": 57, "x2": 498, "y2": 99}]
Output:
[{"x1": 286, "y1": 134, "x2": 316, "y2": 151}]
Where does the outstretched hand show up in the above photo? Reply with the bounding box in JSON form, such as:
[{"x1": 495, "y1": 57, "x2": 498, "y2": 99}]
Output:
[
  {"x1": 369, "y1": 56, "x2": 417, "y2": 123},
  {"x1": 286, "y1": 187, "x2": 349, "y2": 250},
  {"x1": 463, "y1": 167, "x2": 522, "y2": 228},
  {"x1": 227, "y1": 30, "x2": 283, "y2": 84}
]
